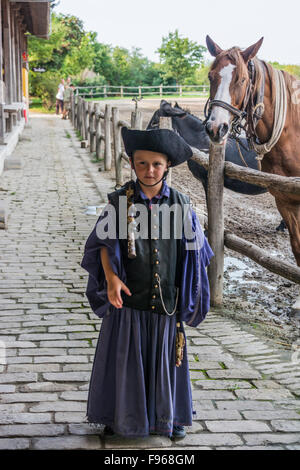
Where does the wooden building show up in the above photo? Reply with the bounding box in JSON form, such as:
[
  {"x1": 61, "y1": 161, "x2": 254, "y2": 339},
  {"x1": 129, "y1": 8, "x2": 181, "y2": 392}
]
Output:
[
  {"x1": 0, "y1": 0, "x2": 51, "y2": 228},
  {"x1": 0, "y1": 0, "x2": 51, "y2": 175}
]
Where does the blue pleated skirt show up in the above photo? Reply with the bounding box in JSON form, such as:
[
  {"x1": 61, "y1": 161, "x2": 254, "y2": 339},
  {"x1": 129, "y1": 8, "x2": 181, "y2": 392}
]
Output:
[{"x1": 86, "y1": 306, "x2": 193, "y2": 438}]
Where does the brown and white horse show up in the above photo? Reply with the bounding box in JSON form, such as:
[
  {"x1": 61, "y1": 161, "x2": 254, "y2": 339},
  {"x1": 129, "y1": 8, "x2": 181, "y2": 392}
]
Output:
[{"x1": 205, "y1": 35, "x2": 300, "y2": 267}]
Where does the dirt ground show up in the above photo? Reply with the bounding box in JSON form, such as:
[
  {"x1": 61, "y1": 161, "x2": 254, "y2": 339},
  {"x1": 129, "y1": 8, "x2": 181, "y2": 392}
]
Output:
[{"x1": 98, "y1": 98, "x2": 300, "y2": 342}]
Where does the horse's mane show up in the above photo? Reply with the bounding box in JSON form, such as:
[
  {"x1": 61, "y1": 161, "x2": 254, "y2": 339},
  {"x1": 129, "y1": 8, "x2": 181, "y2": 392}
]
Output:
[
  {"x1": 262, "y1": 60, "x2": 300, "y2": 122},
  {"x1": 180, "y1": 106, "x2": 191, "y2": 114},
  {"x1": 173, "y1": 102, "x2": 200, "y2": 120}
]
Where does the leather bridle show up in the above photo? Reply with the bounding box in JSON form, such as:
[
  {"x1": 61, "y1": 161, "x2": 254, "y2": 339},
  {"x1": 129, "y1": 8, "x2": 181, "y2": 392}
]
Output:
[{"x1": 204, "y1": 59, "x2": 266, "y2": 149}]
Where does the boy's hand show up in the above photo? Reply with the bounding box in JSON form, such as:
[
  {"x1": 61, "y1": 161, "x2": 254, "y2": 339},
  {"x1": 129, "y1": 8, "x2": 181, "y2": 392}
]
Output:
[{"x1": 106, "y1": 274, "x2": 132, "y2": 309}]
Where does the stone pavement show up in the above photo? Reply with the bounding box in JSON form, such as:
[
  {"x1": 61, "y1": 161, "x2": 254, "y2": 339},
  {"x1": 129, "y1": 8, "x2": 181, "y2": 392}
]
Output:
[{"x1": 0, "y1": 114, "x2": 299, "y2": 450}]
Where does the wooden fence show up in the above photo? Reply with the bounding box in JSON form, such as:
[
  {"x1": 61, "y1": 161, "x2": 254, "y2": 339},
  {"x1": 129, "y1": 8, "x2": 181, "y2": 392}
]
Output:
[
  {"x1": 74, "y1": 84, "x2": 209, "y2": 99},
  {"x1": 70, "y1": 93, "x2": 300, "y2": 308},
  {"x1": 191, "y1": 145, "x2": 300, "y2": 306}
]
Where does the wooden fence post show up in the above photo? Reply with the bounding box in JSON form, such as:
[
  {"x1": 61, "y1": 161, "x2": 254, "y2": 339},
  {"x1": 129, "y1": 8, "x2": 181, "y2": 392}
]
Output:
[
  {"x1": 92, "y1": 102, "x2": 98, "y2": 153},
  {"x1": 88, "y1": 102, "x2": 95, "y2": 153},
  {"x1": 104, "y1": 104, "x2": 112, "y2": 170},
  {"x1": 112, "y1": 107, "x2": 122, "y2": 186},
  {"x1": 79, "y1": 97, "x2": 84, "y2": 134},
  {"x1": 71, "y1": 91, "x2": 75, "y2": 126},
  {"x1": 0, "y1": 104, "x2": 5, "y2": 144},
  {"x1": 160, "y1": 84, "x2": 163, "y2": 97},
  {"x1": 80, "y1": 98, "x2": 85, "y2": 138},
  {"x1": 84, "y1": 100, "x2": 89, "y2": 142},
  {"x1": 159, "y1": 116, "x2": 172, "y2": 187},
  {"x1": 207, "y1": 143, "x2": 225, "y2": 307},
  {"x1": 74, "y1": 94, "x2": 78, "y2": 130},
  {"x1": 80, "y1": 99, "x2": 86, "y2": 140},
  {"x1": 95, "y1": 102, "x2": 102, "y2": 160},
  {"x1": 77, "y1": 97, "x2": 81, "y2": 134},
  {"x1": 130, "y1": 110, "x2": 143, "y2": 179},
  {"x1": 87, "y1": 102, "x2": 91, "y2": 147},
  {"x1": 131, "y1": 110, "x2": 142, "y2": 130}
]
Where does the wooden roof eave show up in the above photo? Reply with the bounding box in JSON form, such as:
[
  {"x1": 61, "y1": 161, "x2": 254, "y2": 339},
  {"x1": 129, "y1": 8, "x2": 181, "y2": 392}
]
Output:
[{"x1": 9, "y1": 1, "x2": 51, "y2": 39}]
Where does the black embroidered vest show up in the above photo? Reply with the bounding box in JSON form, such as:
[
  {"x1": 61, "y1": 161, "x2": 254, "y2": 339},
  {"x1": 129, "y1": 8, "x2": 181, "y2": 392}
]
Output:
[{"x1": 108, "y1": 181, "x2": 190, "y2": 315}]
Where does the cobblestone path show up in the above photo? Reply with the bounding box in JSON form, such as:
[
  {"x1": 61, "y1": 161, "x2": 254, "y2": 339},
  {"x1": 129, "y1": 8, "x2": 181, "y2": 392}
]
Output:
[{"x1": 0, "y1": 115, "x2": 299, "y2": 450}]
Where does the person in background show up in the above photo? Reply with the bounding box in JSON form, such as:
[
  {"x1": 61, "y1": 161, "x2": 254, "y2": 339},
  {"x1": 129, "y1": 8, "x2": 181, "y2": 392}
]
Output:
[
  {"x1": 62, "y1": 82, "x2": 74, "y2": 120},
  {"x1": 55, "y1": 78, "x2": 64, "y2": 116}
]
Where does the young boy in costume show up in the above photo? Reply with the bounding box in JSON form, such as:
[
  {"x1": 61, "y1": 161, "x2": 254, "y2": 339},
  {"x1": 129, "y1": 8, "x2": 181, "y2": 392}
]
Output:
[{"x1": 81, "y1": 127, "x2": 213, "y2": 439}]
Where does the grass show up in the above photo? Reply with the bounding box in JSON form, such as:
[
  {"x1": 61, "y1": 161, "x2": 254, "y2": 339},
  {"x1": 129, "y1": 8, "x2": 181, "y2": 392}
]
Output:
[
  {"x1": 219, "y1": 362, "x2": 227, "y2": 370},
  {"x1": 29, "y1": 98, "x2": 55, "y2": 114},
  {"x1": 75, "y1": 130, "x2": 83, "y2": 141}
]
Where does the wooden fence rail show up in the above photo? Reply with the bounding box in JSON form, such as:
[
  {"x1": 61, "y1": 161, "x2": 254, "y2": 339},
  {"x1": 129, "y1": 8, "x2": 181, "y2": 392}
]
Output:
[
  {"x1": 74, "y1": 84, "x2": 209, "y2": 99},
  {"x1": 69, "y1": 94, "x2": 300, "y2": 308}
]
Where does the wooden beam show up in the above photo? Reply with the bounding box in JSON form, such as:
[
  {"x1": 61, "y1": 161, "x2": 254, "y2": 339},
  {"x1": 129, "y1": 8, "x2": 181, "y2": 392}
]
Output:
[
  {"x1": 9, "y1": 0, "x2": 50, "y2": 2},
  {"x1": 207, "y1": 143, "x2": 225, "y2": 307},
  {"x1": 10, "y1": 7, "x2": 17, "y2": 104},
  {"x1": 3, "y1": 0, "x2": 13, "y2": 104},
  {"x1": 14, "y1": 13, "x2": 22, "y2": 104},
  {"x1": 0, "y1": 0, "x2": 3, "y2": 104},
  {"x1": 190, "y1": 147, "x2": 300, "y2": 196}
]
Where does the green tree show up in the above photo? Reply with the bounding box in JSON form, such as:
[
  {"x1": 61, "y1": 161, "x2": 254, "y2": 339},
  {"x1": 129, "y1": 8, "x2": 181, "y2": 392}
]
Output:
[
  {"x1": 63, "y1": 32, "x2": 96, "y2": 77},
  {"x1": 93, "y1": 43, "x2": 115, "y2": 84},
  {"x1": 92, "y1": 45, "x2": 165, "y2": 88},
  {"x1": 28, "y1": 12, "x2": 96, "y2": 107},
  {"x1": 157, "y1": 30, "x2": 206, "y2": 85},
  {"x1": 111, "y1": 46, "x2": 131, "y2": 85}
]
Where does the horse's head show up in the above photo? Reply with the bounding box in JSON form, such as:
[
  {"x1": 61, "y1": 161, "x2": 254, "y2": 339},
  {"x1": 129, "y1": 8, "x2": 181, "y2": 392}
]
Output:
[
  {"x1": 147, "y1": 99, "x2": 186, "y2": 129},
  {"x1": 147, "y1": 100, "x2": 210, "y2": 149},
  {"x1": 205, "y1": 35, "x2": 264, "y2": 145}
]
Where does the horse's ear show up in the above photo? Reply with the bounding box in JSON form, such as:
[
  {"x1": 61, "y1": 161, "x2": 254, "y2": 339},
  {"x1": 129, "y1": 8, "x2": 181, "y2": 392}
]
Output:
[
  {"x1": 161, "y1": 100, "x2": 173, "y2": 112},
  {"x1": 241, "y1": 37, "x2": 264, "y2": 63},
  {"x1": 206, "y1": 35, "x2": 223, "y2": 57},
  {"x1": 160, "y1": 99, "x2": 169, "y2": 107}
]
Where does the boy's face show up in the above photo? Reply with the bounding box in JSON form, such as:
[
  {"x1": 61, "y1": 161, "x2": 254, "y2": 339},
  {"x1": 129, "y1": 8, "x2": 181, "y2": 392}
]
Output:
[{"x1": 132, "y1": 150, "x2": 170, "y2": 186}]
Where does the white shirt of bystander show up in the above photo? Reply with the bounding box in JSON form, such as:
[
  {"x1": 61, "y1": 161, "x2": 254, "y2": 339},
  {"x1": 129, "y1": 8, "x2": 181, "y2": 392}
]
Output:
[{"x1": 56, "y1": 83, "x2": 64, "y2": 100}]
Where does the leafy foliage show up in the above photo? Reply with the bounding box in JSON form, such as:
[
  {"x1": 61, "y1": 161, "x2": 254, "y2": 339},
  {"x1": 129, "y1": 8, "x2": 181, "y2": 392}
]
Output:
[
  {"x1": 28, "y1": 12, "x2": 96, "y2": 107},
  {"x1": 269, "y1": 61, "x2": 300, "y2": 78},
  {"x1": 28, "y1": 9, "x2": 300, "y2": 109},
  {"x1": 157, "y1": 30, "x2": 206, "y2": 85}
]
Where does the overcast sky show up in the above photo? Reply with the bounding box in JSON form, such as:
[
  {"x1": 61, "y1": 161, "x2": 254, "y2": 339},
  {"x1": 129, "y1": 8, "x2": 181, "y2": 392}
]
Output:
[{"x1": 55, "y1": 0, "x2": 300, "y2": 65}]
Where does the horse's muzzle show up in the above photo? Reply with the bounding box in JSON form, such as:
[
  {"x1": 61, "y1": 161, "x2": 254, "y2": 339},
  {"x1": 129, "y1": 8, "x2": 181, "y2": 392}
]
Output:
[{"x1": 205, "y1": 121, "x2": 229, "y2": 144}]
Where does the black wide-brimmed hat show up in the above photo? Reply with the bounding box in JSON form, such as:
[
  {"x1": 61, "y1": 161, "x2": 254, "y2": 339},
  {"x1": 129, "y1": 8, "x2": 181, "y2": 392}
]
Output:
[{"x1": 121, "y1": 127, "x2": 193, "y2": 167}]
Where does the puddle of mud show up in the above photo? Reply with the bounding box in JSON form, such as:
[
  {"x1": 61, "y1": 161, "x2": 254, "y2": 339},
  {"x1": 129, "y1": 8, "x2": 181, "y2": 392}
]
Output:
[
  {"x1": 224, "y1": 256, "x2": 256, "y2": 282},
  {"x1": 223, "y1": 254, "x2": 296, "y2": 323}
]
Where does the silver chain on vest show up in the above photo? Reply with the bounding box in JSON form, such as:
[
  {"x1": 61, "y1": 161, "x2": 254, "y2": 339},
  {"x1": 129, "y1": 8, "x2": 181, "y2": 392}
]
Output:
[{"x1": 157, "y1": 274, "x2": 179, "y2": 316}]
